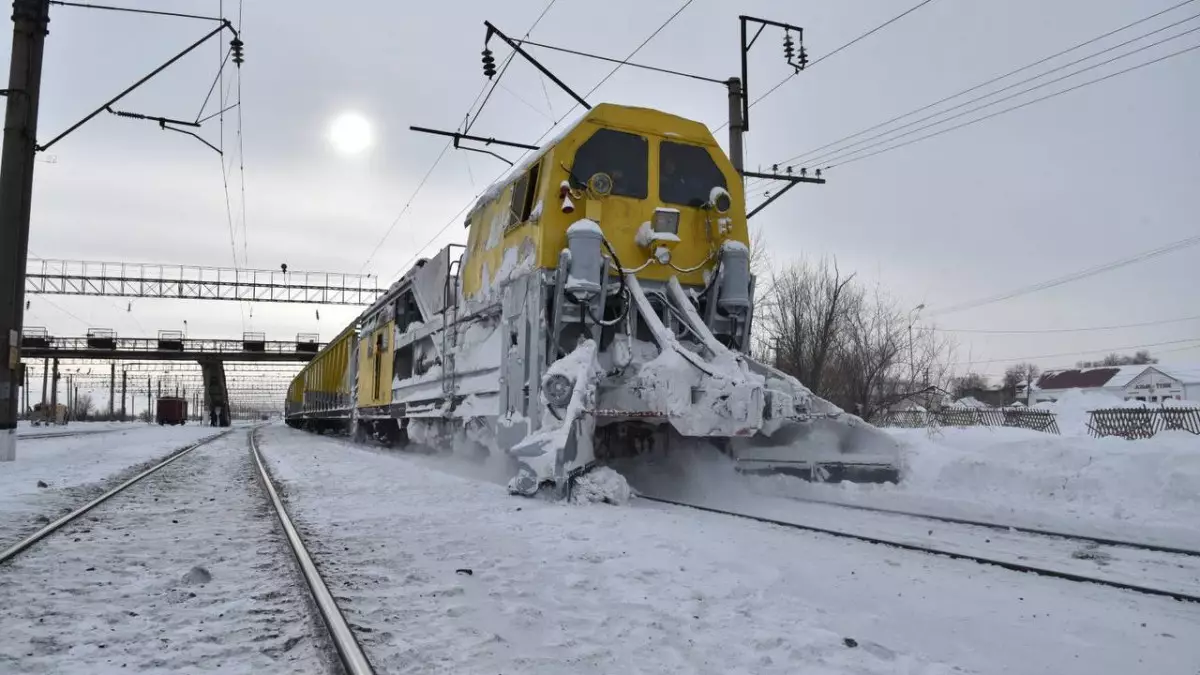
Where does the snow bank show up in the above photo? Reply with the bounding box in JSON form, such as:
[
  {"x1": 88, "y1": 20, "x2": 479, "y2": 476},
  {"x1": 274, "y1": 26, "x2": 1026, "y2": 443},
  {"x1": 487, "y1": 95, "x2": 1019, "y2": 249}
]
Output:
[
  {"x1": 764, "y1": 426, "x2": 1200, "y2": 536},
  {"x1": 1033, "y1": 388, "x2": 1136, "y2": 436}
]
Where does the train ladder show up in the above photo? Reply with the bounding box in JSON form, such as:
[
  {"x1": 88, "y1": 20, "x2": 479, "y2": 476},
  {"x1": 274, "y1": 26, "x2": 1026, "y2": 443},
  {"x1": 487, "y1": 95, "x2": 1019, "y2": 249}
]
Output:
[{"x1": 440, "y1": 256, "x2": 463, "y2": 409}]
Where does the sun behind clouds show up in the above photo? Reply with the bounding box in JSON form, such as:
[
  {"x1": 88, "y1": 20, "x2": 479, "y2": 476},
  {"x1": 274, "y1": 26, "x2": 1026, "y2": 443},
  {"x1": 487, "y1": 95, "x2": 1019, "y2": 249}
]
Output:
[{"x1": 328, "y1": 111, "x2": 373, "y2": 155}]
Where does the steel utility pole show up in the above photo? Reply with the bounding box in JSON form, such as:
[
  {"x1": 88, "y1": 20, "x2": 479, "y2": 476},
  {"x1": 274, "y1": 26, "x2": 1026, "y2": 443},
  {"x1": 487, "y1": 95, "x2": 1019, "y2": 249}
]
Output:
[{"x1": 0, "y1": 0, "x2": 50, "y2": 459}]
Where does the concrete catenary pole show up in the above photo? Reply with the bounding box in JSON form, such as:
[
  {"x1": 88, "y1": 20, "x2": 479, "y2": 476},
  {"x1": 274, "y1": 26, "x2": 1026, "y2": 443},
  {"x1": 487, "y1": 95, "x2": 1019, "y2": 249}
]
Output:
[
  {"x1": 49, "y1": 357, "x2": 58, "y2": 420},
  {"x1": 0, "y1": 0, "x2": 51, "y2": 460},
  {"x1": 108, "y1": 362, "x2": 115, "y2": 418},
  {"x1": 726, "y1": 77, "x2": 744, "y2": 175}
]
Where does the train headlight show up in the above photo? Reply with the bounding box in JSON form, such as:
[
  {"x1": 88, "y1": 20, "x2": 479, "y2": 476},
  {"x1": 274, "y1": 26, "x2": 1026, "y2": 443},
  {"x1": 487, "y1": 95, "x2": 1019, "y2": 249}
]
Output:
[
  {"x1": 651, "y1": 207, "x2": 680, "y2": 235},
  {"x1": 588, "y1": 172, "x2": 613, "y2": 196},
  {"x1": 709, "y1": 186, "x2": 732, "y2": 214},
  {"x1": 543, "y1": 373, "x2": 575, "y2": 407}
]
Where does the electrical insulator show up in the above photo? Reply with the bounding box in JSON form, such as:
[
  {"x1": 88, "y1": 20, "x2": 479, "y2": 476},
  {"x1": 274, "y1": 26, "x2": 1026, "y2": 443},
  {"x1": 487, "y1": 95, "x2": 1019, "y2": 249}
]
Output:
[
  {"x1": 771, "y1": 163, "x2": 778, "y2": 173},
  {"x1": 815, "y1": 168, "x2": 822, "y2": 178},
  {"x1": 800, "y1": 167, "x2": 807, "y2": 177},
  {"x1": 481, "y1": 48, "x2": 496, "y2": 79},
  {"x1": 783, "y1": 32, "x2": 795, "y2": 61},
  {"x1": 231, "y1": 37, "x2": 244, "y2": 66},
  {"x1": 798, "y1": 46, "x2": 809, "y2": 70}
]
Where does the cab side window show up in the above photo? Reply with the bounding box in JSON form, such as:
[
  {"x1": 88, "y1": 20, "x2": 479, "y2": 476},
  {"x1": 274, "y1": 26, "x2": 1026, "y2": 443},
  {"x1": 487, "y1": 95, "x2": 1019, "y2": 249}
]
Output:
[{"x1": 507, "y1": 161, "x2": 542, "y2": 229}]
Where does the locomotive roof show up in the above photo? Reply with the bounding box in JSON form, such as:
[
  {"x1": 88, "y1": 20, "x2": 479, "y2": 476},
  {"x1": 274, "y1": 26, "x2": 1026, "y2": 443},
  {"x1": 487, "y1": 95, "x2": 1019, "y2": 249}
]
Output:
[{"x1": 468, "y1": 103, "x2": 716, "y2": 216}]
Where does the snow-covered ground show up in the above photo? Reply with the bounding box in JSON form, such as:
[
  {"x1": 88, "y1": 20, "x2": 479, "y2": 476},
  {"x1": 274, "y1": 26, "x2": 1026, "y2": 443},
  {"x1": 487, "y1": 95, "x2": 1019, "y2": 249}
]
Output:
[
  {"x1": 257, "y1": 424, "x2": 1200, "y2": 675},
  {"x1": 749, "y1": 426, "x2": 1200, "y2": 548},
  {"x1": 0, "y1": 430, "x2": 329, "y2": 674},
  {"x1": 0, "y1": 424, "x2": 226, "y2": 547},
  {"x1": 16, "y1": 420, "x2": 135, "y2": 437}
]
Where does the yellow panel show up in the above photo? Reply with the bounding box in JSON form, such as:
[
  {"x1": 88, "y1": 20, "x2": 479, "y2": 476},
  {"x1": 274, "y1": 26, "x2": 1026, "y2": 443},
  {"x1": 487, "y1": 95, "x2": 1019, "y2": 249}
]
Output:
[{"x1": 355, "y1": 321, "x2": 394, "y2": 408}]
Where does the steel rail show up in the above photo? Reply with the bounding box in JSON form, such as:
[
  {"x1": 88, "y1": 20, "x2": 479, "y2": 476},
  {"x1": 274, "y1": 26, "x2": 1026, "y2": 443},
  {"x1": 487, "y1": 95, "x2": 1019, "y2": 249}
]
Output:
[
  {"x1": 640, "y1": 495, "x2": 1200, "y2": 604},
  {"x1": 0, "y1": 429, "x2": 234, "y2": 564},
  {"x1": 249, "y1": 431, "x2": 375, "y2": 675},
  {"x1": 778, "y1": 494, "x2": 1200, "y2": 558},
  {"x1": 18, "y1": 428, "x2": 127, "y2": 441}
]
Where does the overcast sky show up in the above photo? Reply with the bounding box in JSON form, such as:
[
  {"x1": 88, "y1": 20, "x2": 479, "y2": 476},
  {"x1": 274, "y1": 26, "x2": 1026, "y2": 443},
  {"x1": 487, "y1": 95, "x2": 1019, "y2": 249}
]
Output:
[{"x1": 12, "y1": 0, "x2": 1200, "y2": 384}]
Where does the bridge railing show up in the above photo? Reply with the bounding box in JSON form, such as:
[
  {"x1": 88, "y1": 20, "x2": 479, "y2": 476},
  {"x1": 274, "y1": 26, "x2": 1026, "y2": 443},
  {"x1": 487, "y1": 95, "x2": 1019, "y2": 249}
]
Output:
[
  {"x1": 20, "y1": 335, "x2": 328, "y2": 355},
  {"x1": 25, "y1": 258, "x2": 385, "y2": 305}
]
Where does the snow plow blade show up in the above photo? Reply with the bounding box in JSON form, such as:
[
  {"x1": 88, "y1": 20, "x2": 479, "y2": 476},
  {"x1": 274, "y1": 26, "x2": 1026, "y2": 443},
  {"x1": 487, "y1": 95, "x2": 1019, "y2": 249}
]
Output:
[{"x1": 731, "y1": 415, "x2": 903, "y2": 483}]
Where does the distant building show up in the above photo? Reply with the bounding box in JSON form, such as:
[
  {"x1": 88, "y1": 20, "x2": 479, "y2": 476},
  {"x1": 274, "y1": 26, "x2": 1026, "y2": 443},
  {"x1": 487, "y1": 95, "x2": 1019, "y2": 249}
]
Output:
[
  {"x1": 1032, "y1": 364, "x2": 1200, "y2": 404},
  {"x1": 956, "y1": 385, "x2": 1009, "y2": 407}
]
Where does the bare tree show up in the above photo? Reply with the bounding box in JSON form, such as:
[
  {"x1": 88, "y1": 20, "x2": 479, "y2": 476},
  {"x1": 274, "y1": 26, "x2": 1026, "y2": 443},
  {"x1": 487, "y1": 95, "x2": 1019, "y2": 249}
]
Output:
[
  {"x1": 756, "y1": 259, "x2": 956, "y2": 422},
  {"x1": 832, "y1": 285, "x2": 911, "y2": 420},
  {"x1": 1077, "y1": 350, "x2": 1157, "y2": 368},
  {"x1": 747, "y1": 223, "x2": 771, "y2": 280},
  {"x1": 755, "y1": 258, "x2": 857, "y2": 396},
  {"x1": 70, "y1": 392, "x2": 94, "y2": 421},
  {"x1": 952, "y1": 372, "x2": 989, "y2": 399},
  {"x1": 1003, "y1": 362, "x2": 1041, "y2": 404}
]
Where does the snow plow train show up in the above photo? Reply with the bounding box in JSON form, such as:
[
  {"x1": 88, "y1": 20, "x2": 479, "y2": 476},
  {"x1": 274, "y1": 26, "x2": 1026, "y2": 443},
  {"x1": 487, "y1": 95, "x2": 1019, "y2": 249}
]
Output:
[{"x1": 285, "y1": 103, "x2": 901, "y2": 497}]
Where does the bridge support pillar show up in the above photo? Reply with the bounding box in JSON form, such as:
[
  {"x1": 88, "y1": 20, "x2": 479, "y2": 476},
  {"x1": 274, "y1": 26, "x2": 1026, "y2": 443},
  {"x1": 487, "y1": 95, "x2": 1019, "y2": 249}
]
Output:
[{"x1": 199, "y1": 358, "x2": 230, "y2": 427}]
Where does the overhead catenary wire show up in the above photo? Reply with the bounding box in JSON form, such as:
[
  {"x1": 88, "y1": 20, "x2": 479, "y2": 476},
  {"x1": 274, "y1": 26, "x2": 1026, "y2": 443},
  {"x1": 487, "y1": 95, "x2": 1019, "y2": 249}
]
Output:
[
  {"x1": 771, "y1": 0, "x2": 1198, "y2": 168},
  {"x1": 48, "y1": 0, "x2": 224, "y2": 23},
  {"x1": 217, "y1": 0, "x2": 246, "y2": 333},
  {"x1": 928, "y1": 314, "x2": 1200, "y2": 335},
  {"x1": 465, "y1": 0, "x2": 560, "y2": 134},
  {"x1": 363, "y1": 0, "x2": 559, "y2": 276},
  {"x1": 926, "y1": 233, "x2": 1200, "y2": 318},
  {"x1": 949, "y1": 338, "x2": 1200, "y2": 367},
  {"x1": 236, "y1": 0, "x2": 248, "y2": 269},
  {"x1": 807, "y1": 19, "x2": 1200, "y2": 168},
  {"x1": 194, "y1": 47, "x2": 232, "y2": 123},
  {"x1": 517, "y1": 37, "x2": 724, "y2": 84},
  {"x1": 714, "y1": 0, "x2": 939, "y2": 133},
  {"x1": 391, "y1": 1, "x2": 697, "y2": 282},
  {"x1": 527, "y1": 0, "x2": 696, "y2": 149},
  {"x1": 823, "y1": 39, "x2": 1200, "y2": 169}
]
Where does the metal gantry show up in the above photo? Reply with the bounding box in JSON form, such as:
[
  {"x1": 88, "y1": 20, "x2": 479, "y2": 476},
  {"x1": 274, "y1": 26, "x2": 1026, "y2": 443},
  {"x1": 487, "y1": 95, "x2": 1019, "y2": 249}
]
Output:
[
  {"x1": 25, "y1": 259, "x2": 385, "y2": 305},
  {"x1": 20, "y1": 332, "x2": 325, "y2": 362}
]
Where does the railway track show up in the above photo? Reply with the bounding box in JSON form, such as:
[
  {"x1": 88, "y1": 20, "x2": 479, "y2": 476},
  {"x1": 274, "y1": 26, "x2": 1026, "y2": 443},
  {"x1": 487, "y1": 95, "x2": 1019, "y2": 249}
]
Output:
[
  {"x1": 17, "y1": 427, "x2": 127, "y2": 442},
  {"x1": 0, "y1": 429, "x2": 234, "y2": 564},
  {"x1": 639, "y1": 494, "x2": 1200, "y2": 604},
  {"x1": 249, "y1": 430, "x2": 376, "y2": 675},
  {"x1": 1, "y1": 425, "x2": 375, "y2": 674},
  {"x1": 776, "y1": 493, "x2": 1200, "y2": 557}
]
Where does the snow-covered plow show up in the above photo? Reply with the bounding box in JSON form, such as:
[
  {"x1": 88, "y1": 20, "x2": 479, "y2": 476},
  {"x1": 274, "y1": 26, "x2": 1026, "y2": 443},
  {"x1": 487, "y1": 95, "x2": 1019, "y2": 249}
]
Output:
[
  {"x1": 497, "y1": 241, "x2": 900, "y2": 497},
  {"x1": 286, "y1": 103, "x2": 901, "y2": 498}
]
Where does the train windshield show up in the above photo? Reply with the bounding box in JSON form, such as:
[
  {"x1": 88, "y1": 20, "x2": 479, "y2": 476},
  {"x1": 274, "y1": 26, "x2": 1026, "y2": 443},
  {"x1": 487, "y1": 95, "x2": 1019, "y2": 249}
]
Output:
[
  {"x1": 660, "y1": 140, "x2": 726, "y2": 208},
  {"x1": 570, "y1": 128, "x2": 648, "y2": 199}
]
